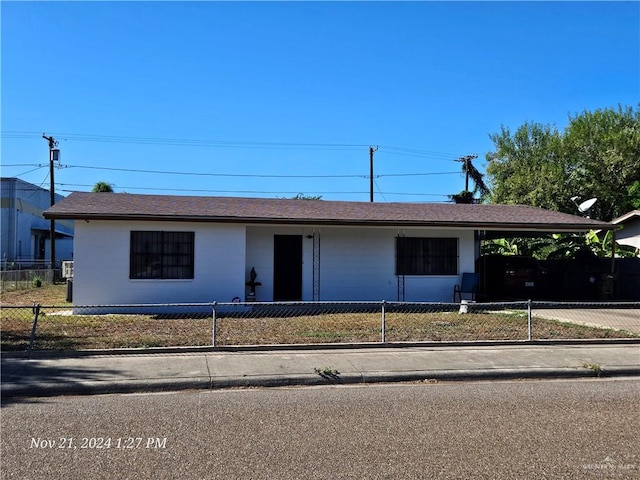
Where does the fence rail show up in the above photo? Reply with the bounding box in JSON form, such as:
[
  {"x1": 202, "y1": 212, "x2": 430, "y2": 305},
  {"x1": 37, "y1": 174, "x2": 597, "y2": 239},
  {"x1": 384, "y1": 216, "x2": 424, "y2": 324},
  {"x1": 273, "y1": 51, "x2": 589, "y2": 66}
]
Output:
[{"x1": 1, "y1": 301, "x2": 638, "y2": 354}]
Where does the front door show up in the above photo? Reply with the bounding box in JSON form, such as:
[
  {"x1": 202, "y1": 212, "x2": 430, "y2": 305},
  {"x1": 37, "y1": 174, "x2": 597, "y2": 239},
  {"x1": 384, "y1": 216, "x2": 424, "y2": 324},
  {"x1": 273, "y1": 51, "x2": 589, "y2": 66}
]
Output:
[{"x1": 273, "y1": 235, "x2": 302, "y2": 301}]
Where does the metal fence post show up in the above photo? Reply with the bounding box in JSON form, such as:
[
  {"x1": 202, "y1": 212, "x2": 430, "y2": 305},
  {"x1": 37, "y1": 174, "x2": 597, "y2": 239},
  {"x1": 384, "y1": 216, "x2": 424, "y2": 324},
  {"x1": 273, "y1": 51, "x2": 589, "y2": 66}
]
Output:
[
  {"x1": 381, "y1": 300, "x2": 386, "y2": 343},
  {"x1": 527, "y1": 299, "x2": 532, "y2": 341},
  {"x1": 212, "y1": 302, "x2": 217, "y2": 347},
  {"x1": 28, "y1": 303, "x2": 41, "y2": 358}
]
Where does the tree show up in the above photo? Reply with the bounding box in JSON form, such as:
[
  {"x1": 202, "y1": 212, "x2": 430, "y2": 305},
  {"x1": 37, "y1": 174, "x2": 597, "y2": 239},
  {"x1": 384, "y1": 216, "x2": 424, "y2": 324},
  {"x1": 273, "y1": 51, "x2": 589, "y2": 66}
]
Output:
[
  {"x1": 290, "y1": 193, "x2": 322, "y2": 200},
  {"x1": 485, "y1": 105, "x2": 640, "y2": 221},
  {"x1": 92, "y1": 182, "x2": 114, "y2": 192},
  {"x1": 450, "y1": 155, "x2": 489, "y2": 204},
  {"x1": 563, "y1": 105, "x2": 640, "y2": 220},
  {"x1": 485, "y1": 123, "x2": 567, "y2": 211},
  {"x1": 627, "y1": 181, "x2": 640, "y2": 210},
  {"x1": 545, "y1": 231, "x2": 638, "y2": 260},
  {"x1": 481, "y1": 236, "x2": 556, "y2": 259}
]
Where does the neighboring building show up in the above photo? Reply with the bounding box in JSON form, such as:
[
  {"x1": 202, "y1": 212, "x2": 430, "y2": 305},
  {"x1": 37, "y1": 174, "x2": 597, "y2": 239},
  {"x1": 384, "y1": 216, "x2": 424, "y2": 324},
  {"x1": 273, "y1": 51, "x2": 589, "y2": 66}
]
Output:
[
  {"x1": 44, "y1": 192, "x2": 613, "y2": 306},
  {"x1": 1, "y1": 177, "x2": 74, "y2": 267},
  {"x1": 611, "y1": 210, "x2": 640, "y2": 253}
]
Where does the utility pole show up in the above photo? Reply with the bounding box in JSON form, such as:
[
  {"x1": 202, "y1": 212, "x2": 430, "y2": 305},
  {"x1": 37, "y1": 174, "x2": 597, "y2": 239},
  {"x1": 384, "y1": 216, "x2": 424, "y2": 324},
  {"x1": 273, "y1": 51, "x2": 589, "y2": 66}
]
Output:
[
  {"x1": 369, "y1": 146, "x2": 378, "y2": 202},
  {"x1": 42, "y1": 134, "x2": 59, "y2": 271},
  {"x1": 455, "y1": 154, "x2": 478, "y2": 192}
]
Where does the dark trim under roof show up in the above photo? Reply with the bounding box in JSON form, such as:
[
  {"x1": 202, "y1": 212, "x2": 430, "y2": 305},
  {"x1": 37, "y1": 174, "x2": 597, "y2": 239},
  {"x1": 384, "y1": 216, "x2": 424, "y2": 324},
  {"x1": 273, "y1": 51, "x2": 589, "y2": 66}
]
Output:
[{"x1": 44, "y1": 192, "x2": 615, "y2": 232}]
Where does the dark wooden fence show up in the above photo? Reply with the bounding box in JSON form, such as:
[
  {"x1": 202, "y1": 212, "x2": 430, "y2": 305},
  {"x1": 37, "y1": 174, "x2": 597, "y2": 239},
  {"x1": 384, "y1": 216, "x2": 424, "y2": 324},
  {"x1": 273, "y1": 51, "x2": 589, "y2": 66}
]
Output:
[{"x1": 477, "y1": 255, "x2": 640, "y2": 301}]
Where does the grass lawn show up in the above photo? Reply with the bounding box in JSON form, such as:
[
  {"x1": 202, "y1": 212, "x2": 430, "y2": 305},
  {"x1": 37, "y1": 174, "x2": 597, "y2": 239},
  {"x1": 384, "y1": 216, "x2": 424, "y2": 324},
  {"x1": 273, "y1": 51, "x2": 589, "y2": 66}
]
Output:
[
  {"x1": 1, "y1": 283, "x2": 69, "y2": 306},
  {"x1": 1, "y1": 284, "x2": 637, "y2": 351}
]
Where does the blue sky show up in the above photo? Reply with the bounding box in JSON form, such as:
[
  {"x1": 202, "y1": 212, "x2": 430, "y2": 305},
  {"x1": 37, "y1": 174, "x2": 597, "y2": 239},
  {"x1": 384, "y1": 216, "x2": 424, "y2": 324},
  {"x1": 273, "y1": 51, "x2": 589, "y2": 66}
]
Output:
[{"x1": 2, "y1": 1, "x2": 638, "y2": 202}]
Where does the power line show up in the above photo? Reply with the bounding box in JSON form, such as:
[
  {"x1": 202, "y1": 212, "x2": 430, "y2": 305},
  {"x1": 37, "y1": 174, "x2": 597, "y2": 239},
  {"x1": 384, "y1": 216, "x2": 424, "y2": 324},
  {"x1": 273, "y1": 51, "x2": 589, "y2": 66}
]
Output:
[
  {"x1": 12, "y1": 163, "x2": 460, "y2": 179},
  {"x1": 3, "y1": 132, "x2": 474, "y2": 201},
  {"x1": 378, "y1": 144, "x2": 462, "y2": 156},
  {"x1": 1, "y1": 131, "x2": 368, "y2": 150},
  {"x1": 379, "y1": 171, "x2": 459, "y2": 177},
  {"x1": 378, "y1": 150, "x2": 461, "y2": 161},
  {"x1": 2, "y1": 163, "x2": 46, "y2": 167},
  {"x1": 13, "y1": 166, "x2": 47, "y2": 177},
  {"x1": 62, "y1": 164, "x2": 368, "y2": 178},
  {"x1": 2, "y1": 131, "x2": 469, "y2": 160},
  {"x1": 373, "y1": 178, "x2": 387, "y2": 202},
  {"x1": 57, "y1": 183, "x2": 451, "y2": 198},
  {"x1": 378, "y1": 145, "x2": 465, "y2": 160}
]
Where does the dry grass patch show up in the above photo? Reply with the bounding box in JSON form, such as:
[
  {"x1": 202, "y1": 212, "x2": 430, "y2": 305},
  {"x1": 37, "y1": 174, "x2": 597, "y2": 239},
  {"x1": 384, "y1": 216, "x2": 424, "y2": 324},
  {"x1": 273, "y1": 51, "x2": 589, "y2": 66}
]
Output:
[
  {"x1": 216, "y1": 313, "x2": 381, "y2": 345},
  {"x1": 33, "y1": 315, "x2": 212, "y2": 350},
  {"x1": 1, "y1": 308, "x2": 212, "y2": 351},
  {"x1": 1, "y1": 287, "x2": 637, "y2": 351},
  {"x1": 1, "y1": 283, "x2": 68, "y2": 306},
  {"x1": 385, "y1": 311, "x2": 528, "y2": 341}
]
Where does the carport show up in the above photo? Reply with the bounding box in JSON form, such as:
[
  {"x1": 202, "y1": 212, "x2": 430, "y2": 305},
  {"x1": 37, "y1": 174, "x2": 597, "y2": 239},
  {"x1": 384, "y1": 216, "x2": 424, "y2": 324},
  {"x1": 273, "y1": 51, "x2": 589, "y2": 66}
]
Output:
[{"x1": 475, "y1": 224, "x2": 619, "y2": 302}]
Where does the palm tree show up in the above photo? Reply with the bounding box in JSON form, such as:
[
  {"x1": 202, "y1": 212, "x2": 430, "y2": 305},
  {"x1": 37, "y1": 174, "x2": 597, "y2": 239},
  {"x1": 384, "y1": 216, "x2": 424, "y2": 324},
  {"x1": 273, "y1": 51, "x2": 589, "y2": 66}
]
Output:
[
  {"x1": 92, "y1": 182, "x2": 114, "y2": 192},
  {"x1": 450, "y1": 154, "x2": 489, "y2": 204}
]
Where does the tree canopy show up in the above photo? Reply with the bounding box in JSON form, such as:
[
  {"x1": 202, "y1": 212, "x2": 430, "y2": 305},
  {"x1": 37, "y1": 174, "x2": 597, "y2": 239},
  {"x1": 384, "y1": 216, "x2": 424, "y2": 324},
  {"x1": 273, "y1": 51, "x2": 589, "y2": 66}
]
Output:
[
  {"x1": 485, "y1": 105, "x2": 640, "y2": 221},
  {"x1": 92, "y1": 182, "x2": 114, "y2": 193},
  {"x1": 290, "y1": 193, "x2": 322, "y2": 200}
]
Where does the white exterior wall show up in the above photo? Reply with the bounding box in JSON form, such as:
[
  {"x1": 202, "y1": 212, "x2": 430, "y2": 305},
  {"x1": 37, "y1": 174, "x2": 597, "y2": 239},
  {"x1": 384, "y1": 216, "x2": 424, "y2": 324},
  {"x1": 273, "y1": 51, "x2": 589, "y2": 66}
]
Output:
[
  {"x1": 73, "y1": 221, "x2": 476, "y2": 306},
  {"x1": 73, "y1": 220, "x2": 246, "y2": 305},
  {"x1": 245, "y1": 226, "x2": 316, "y2": 302},
  {"x1": 616, "y1": 219, "x2": 640, "y2": 251},
  {"x1": 246, "y1": 225, "x2": 476, "y2": 302}
]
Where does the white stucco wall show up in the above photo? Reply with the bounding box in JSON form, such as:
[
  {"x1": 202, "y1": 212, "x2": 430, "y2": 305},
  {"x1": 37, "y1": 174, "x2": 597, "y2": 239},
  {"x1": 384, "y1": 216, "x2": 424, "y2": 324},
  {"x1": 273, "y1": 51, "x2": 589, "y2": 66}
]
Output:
[
  {"x1": 245, "y1": 226, "x2": 316, "y2": 302},
  {"x1": 616, "y1": 218, "x2": 640, "y2": 251},
  {"x1": 246, "y1": 225, "x2": 476, "y2": 302},
  {"x1": 72, "y1": 220, "x2": 246, "y2": 305},
  {"x1": 72, "y1": 221, "x2": 477, "y2": 306}
]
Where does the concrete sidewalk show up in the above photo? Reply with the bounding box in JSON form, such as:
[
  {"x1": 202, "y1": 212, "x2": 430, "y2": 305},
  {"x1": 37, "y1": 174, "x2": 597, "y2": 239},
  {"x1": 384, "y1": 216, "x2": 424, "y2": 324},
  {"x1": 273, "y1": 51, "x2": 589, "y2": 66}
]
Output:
[{"x1": 2, "y1": 343, "x2": 640, "y2": 398}]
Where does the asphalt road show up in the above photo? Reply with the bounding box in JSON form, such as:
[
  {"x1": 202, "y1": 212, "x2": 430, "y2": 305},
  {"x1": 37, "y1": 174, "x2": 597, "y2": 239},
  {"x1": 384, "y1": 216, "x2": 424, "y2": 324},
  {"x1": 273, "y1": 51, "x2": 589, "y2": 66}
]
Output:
[{"x1": 2, "y1": 379, "x2": 639, "y2": 479}]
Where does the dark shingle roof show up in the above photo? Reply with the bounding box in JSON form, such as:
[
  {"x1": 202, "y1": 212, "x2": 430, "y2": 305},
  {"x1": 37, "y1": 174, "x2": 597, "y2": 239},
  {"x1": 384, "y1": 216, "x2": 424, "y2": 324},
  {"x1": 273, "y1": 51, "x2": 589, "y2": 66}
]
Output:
[{"x1": 44, "y1": 192, "x2": 614, "y2": 231}]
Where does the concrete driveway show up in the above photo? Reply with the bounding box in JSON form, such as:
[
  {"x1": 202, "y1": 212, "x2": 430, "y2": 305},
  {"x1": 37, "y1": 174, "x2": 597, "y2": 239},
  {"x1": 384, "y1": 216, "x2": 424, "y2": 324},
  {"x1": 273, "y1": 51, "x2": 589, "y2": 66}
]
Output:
[{"x1": 533, "y1": 308, "x2": 640, "y2": 334}]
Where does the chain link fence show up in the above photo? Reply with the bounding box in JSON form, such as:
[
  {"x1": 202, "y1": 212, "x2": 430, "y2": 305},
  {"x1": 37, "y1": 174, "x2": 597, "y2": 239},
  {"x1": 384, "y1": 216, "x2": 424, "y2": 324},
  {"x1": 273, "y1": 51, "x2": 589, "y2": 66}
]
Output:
[
  {"x1": 1, "y1": 301, "x2": 638, "y2": 353},
  {"x1": 0, "y1": 269, "x2": 56, "y2": 292}
]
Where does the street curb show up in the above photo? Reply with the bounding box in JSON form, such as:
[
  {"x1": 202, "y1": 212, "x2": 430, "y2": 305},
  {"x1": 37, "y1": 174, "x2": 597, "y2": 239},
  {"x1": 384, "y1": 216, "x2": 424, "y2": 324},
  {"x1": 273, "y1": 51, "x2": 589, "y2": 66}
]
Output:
[
  {"x1": 3, "y1": 366, "x2": 640, "y2": 399},
  {"x1": 1, "y1": 377, "x2": 213, "y2": 399}
]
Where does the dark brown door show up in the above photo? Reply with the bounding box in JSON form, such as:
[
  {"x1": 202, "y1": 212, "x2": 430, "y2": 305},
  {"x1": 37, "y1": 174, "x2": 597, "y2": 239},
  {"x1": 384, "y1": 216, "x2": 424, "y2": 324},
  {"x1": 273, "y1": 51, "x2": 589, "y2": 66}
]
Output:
[{"x1": 273, "y1": 235, "x2": 303, "y2": 301}]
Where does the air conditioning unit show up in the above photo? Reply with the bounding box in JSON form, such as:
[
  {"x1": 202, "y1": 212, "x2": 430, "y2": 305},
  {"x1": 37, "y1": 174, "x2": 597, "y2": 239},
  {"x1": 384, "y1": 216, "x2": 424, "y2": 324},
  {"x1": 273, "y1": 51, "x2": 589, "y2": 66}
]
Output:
[{"x1": 62, "y1": 261, "x2": 74, "y2": 279}]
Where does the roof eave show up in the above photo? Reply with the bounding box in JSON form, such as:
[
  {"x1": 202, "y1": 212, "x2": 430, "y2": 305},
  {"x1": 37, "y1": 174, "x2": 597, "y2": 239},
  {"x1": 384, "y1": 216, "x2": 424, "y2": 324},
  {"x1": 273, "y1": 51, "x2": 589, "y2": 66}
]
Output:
[{"x1": 43, "y1": 212, "x2": 613, "y2": 231}]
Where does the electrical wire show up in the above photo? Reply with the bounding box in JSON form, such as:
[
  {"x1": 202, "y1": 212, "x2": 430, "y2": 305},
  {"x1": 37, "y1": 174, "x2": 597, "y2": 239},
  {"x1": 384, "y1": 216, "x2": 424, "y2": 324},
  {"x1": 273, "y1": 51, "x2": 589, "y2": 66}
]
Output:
[
  {"x1": 379, "y1": 171, "x2": 459, "y2": 177},
  {"x1": 373, "y1": 179, "x2": 388, "y2": 202},
  {"x1": 57, "y1": 182, "x2": 451, "y2": 198},
  {"x1": 1, "y1": 131, "x2": 368, "y2": 151},
  {"x1": 13, "y1": 166, "x2": 46, "y2": 177},
  {"x1": 5, "y1": 164, "x2": 460, "y2": 180},
  {"x1": 1, "y1": 131, "x2": 470, "y2": 161},
  {"x1": 61, "y1": 164, "x2": 368, "y2": 178},
  {"x1": 16, "y1": 163, "x2": 459, "y2": 179},
  {"x1": 378, "y1": 145, "x2": 466, "y2": 160},
  {"x1": 3, "y1": 131, "x2": 470, "y2": 200}
]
